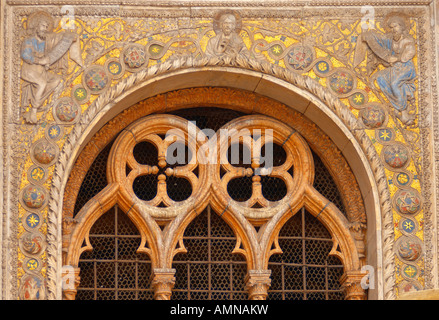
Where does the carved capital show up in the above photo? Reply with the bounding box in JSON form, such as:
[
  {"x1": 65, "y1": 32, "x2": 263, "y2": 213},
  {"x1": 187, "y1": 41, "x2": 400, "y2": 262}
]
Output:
[
  {"x1": 151, "y1": 268, "x2": 176, "y2": 300},
  {"x1": 340, "y1": 271, "x2": 367, "y2": 300},
  {"x1": 245, "y1": 270, "x2": 272, "y2": 300},
  {"x1": 62, "y1": 265, "x2": 81, "y2": 300}
]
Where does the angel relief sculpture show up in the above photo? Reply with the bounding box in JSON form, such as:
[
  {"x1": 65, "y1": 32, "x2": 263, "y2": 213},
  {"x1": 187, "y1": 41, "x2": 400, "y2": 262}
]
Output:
[
  {"x1": 354, "y1": 13, "x2": 416, "y2": 125},
  {"x1": 20, "y1": 11, "x2": 83, "y2": 124}
]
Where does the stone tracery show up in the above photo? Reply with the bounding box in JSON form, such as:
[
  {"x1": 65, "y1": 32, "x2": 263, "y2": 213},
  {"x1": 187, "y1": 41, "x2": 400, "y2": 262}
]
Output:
[{"x1": 61, "y1": 89, "x2": 366, "y2": 300}]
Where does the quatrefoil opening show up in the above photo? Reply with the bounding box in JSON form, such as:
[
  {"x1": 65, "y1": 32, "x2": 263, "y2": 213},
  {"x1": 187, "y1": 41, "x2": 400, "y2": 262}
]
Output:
[
  {"x1": 107, "y1": 115, "x2": 210, "y2": 220},
  {"x1": 213, "y1": 115, "x2": 314, "y2": 221}
]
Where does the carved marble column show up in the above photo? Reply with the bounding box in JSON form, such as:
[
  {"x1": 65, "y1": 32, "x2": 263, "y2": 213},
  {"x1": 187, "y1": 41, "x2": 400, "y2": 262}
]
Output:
[
  {"x1": 62, "y1": 265, "x2": 81, "y2": 300},
  {"x1": 151, "y1": 268, "x2": 176, "y2": 300},
  {"x1": 340, "y1": 271, "x2": 367, "y2": 300},
  {"x1": 245, "y1": 270, "x2": 272, "y2": 300}
]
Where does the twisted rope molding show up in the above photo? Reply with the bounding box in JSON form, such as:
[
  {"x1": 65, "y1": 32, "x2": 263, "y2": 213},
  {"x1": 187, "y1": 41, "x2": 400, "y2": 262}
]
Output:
[{"x1": 46, "y1": 54, "x2": 395, "y2": 300}]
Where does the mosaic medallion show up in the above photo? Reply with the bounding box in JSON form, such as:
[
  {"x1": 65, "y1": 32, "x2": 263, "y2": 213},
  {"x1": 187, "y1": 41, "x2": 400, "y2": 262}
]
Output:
[
  {"x1": 397, "y1": 237, "x2": 422, "y2": 262},
  {"x1": 376, "y1": 128, "x2": 394, "y2": 144},
  {"x1": 123, "y1": 44, "x2": 148, "y2": 70},
  {"x1": 32, "y1": 140, "x2": 57, "y2": 166},
  {"x1": 361, "y1": 104, "x2": 386, "y2": 128},
  {"x1": 394, "y1": 189, "x2": 421, "y2": 216},
  {"x1": 148, "y1": 44, "x2": 165, "y2": 60},
  {"x1": 26, "y1": 258, "x2": 40, "y2": 272},
  {"x1": 382, "y1": 144, "x2": 410, "y2": 170},
  {"x1": 400, "y1": 218, "x2": 417, "y2": 235},
  {"x1": 72, "y1": 85, "x2": 89, "y2": 103},
  {"x1": 19, "y1": 233, "x2": 45, "y2": 256},
  {"x1": 22, "y1": 185, "x2": 46, "y2": 209},
  {"x1": 45, "y1": 124, "x2": 64, "y2": 142},
  {"x1": 25, "y1": 213, "x2": 41, "y2": 229},
  {"x1": 106, "y1": 58, "x2": 125, "y2": 79},
  {"x1": 19, "y1": 275, "x2": 45, "y2": 300},
  {"x1": 285, "y1": 45, "x2": 314, "y2": 72},
  {"x1": 328, "y1": 69, "x2": 355, "y2": 95},
  {"x1": 349, "y1": 91, "x2": 367, "y2": 107},
  {"x1": 28, "y1": 165, "x2": 46, "y2": 184},
  {"x1": 394, "y1": 171, "x2": 412, "y2": 188},
  {"x1": 314, "y1": 60, "x2": 330, "y2": 75},
  {"x1": 83, "y1": 65, "x2": 110, "y2": 94},
  {"x1": 402, "y1": 264, "x2": 418, "y2": 279},
  {"x1": 53, "y1": 98, "x2": 81, "y2": 124},
  {"x1": 267, "y1": 42, "x2": 286, "y2": 60}
]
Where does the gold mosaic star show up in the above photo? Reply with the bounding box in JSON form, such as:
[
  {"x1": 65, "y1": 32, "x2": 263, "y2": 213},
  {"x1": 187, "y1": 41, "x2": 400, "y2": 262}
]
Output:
[
  {"x1": 49, "y1": 127, "x2": 59, "y2": 137},
  {"x1": 27, "y1": 215, "x2": 39, "y2": 227},
  {"x1": 379, "y1": 130, "x2": 390, "y2": 141},
  {"x1": 353, "y1": 94, "x2": 364, "y2": 104},
  {"x1": 272, "y1": 45, "x2": 282, "y2": 54},
  {"x1": 76, "y1": 89, "x2": 85, "y2": 98},
  {"x1": 404, "y1": 266, "x2": 416, "y2": 278},
  {"x1": 403, "y1": 220, "x2": 414, "y2": 231}
]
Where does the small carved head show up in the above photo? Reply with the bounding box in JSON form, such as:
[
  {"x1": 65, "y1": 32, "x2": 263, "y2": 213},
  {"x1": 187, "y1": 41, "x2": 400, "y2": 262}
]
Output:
[
  {"x1": 384, "y1": 13, "x2": 410, "y2": 40},
  {"x1": 213, "y1": 10, "x2": 242, "y2": 36},
  {"x1": 27, "y1": 11, "x2": 54, "y2": 38},
  {"x1": 219, "y1": 13, "x2": 236, "y2": 36}
]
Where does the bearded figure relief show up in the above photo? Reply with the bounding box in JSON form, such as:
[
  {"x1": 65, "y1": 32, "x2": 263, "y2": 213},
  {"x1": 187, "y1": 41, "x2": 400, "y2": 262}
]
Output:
[
  {"x1": 205, "y1": 10, "x2": 250, "y2": 59},
  {"x1": 354, "y1": 13, "x2": 416, "y2": 125},
  {"x1": 20, "y1": 11, "x2": 83, "y2": 124}
]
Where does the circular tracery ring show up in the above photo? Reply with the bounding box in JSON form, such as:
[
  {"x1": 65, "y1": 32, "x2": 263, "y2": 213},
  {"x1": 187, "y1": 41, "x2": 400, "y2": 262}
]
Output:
[
  {"x1": 107, "y1": 114, "x2": 210, "y2": 221},
  {"x1": 212, "y1": 115, "x2": 314, "y2": 222}
]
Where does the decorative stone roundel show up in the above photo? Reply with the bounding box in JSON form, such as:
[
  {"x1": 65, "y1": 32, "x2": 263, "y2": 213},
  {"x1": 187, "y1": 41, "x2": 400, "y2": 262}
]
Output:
[
  {"x1": 21, "y1": 185, "x2": 46, "y2": 209},
  {"x1": 285, "y1": 45, "x2": 314, "y2": 72},
  {"x1": 394, "y1": 189, "x2": 421, "y2": 216},
  {"x1": 27, "y1": 165, "x2": 47, "y2": 184},
  {"x1": 72, "y1": 85, "x2": 89, "y2": 104},
  {"x1": 105, "y1": 58, "x2": 125, "y2": 79},
  {"x1": 314, "y1": 60, "x2": 330, "y2": 75},
  {"x1": 19, "y1": 232, "x2": 45, "y2": 256},
  {"x1": 19, "y1": 274, "x2": 45, "y2": 300},
  {"x1": 399, "y1": 218, "x2": 417, "y2": 235},
  {"x1": 360, "y1": 104, "x2": 386, "y2": 129},
  {"x1": 328, "y1": 69, "x2": 355, "y2": 96},
  {"x1": 382, "y1": 143, "x2": 410, "y2": 170},
  {"x1": 83, "y1": 65, "x2": 110, "y2": 94},
  {"x1": 31, "y1": 140, "x2": 57, "y2": 166},
  {"x1": 394, "y1": 171, "x2": 412, "y2": 189},
  {"x1": 25, "y1": 213, "x2": 41, "y2": 229},
  {"x1": 123, "y1": 44, "x2": 148, "y2": 70},
  {"x1": 53, "y1": 98, "x2": 81, "y2": 124},
  {"x1": 375, "y1": 128, "x2": 394, "y2": 144},
  {"x1": 396, "y1": 236, "x2": 422, "y2": 262}
]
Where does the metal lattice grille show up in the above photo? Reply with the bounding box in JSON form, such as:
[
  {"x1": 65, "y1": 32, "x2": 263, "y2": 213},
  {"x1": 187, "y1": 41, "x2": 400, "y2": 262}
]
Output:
[
  {"x1": 312, "y1": 150, "x2": 346, "y2": 215},
  {"x1": 169, "y1": 107, "x2": 246, "y2": 131},
  {"x1": 73, "y1": 141, "x2": 114, "y2": 217},
  {"x1": 172, "y1": 206, "x2": 248, "y2": 300},
  {"x1": 267, "y1": 207, "x2": 345, "y2": 300},
  {"x1": 76, "y1": 205, "x2": 153, "y2": 300}
]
